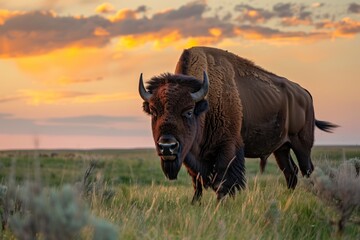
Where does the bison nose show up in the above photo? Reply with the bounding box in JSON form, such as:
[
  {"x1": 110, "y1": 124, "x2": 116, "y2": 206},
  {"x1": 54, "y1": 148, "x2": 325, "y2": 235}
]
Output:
[{"x1": 157, "y1": 135, "x2": 179, "y2": 156}]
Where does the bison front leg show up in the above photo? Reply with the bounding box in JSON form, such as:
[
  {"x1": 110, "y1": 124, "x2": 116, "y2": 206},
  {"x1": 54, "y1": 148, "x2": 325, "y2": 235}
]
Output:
[
  {"x1": 212, "y1": 148, "x2": 246, "y2": 200},
  {"x1": 184, "y1": 153, "x2": 209, "y2": 204},
  {"x1": 191, "y1": 174, "x2": 203, "y2": 205}
]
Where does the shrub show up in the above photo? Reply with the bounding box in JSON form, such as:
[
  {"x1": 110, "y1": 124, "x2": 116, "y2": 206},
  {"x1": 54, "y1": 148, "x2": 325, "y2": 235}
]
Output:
[
  {"x1": 308, "y1": 159, "x2": 360, "y2": 234},
  {"x1": 1, "y1": 182, "x2": 118, "y2": 239}
]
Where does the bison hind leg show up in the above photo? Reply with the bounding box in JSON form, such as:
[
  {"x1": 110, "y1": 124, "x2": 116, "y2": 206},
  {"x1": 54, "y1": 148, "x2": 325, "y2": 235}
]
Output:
[
  {"x1": 290, "y1": 136, "x2": 314, "y2": 177},
  {"x1": 260, "y1": 154, "x2": 271, "y2": 174},
  {"x1": 274, "y1": 144, "x2": 298, "y2": 189}
]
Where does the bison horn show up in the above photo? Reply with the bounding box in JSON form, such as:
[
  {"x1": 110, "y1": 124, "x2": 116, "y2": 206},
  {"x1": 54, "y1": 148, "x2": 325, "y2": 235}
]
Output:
[
  {"x1": 139, "y1": 73, "x2": 152, "y2": 102},
  {"x1": 191, "y1": 71, "x2": 209, "y2": 102}
]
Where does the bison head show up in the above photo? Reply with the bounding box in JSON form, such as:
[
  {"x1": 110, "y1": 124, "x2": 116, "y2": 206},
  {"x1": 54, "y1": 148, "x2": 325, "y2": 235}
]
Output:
[{"x1": 139, "y1": 72, "x2": 209, "y2": 180}]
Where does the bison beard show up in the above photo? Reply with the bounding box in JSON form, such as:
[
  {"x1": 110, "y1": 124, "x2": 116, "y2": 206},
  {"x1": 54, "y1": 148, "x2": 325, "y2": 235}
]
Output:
[{"x1": 161, "y1": 158, "x2": 182, "y2": 180}]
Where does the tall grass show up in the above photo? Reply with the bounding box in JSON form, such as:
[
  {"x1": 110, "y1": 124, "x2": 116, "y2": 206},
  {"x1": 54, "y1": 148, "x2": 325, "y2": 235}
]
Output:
[{"x1": 0, "y1": 146, "x2": 359, "y2": 239}]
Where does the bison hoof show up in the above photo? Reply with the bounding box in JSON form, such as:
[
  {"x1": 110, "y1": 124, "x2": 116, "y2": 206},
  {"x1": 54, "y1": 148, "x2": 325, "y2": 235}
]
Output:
[
  {"x1": 216, "y1": 192, "x2": 226, "y2": 201},
  {"x1": 191, "y1": 195, "x2": 202, "y2": 205},
  {"x1": 305, "y1": 169, "x2": 312, "y2": 177}
]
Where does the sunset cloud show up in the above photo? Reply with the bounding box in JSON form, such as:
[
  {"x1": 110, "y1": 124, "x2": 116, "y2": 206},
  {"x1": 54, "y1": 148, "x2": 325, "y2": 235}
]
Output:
[
  {"x1": 0, "y1": 113, "x2": 147, "y2": 136},
  {"x1": 73, "y1": 92, "x2": 138, "y2": 104},
  {"x1": 316, "y1": 17, "x2": 360, "y2": 37},
  {"x1": 235, "y1": 2, "x2": 314, "y2": 27},
  {"x1": 95, "y1": 2, "x2": 116, "y2": 14},
  {"x1": 14, "y1": 46, "x2": 110, "y2": 86},
  {"x1": 234, "y1": 4, "x2": 274, "y2": 24},
  {"x1": 19, "y1": 90, "x2": 92, "y2": 105},
  {"x1": 348, "y1": 3, "x2": 360, "y2": 14},
  {"x1": 234, "y1": 25, "x2": 328, "y2": 42},
  {"x1": 14, "y1": 89, "x2": 137, "y2": 105},
  {"x1": 47, "y1": 115, "x2": 139, "y2": 124},
  {"x1": 0, "y1": 95, "x2": 27, "y2": 103},
  {"x1": 1, "y1": 1, "x2": 360, "y2": 58},
  {"x1": 0, "y1": 9, "x2": 24, "y2": 25},
  {"x1": 233, "y1": 2, "x2": 360, "y2": 41},
  {"x1": 280, "y1": 17, "x2": 312, "y2": 27},
  {"x1": 109, "y1": 9, "x2": 138, "y2": 22},
  {"x1": 273, "y1": 3, "x2": 299, "y2": 18},
  {"x1": 117, "y1": 30, "x2": 183, "y2": 49},
  {"x1": 0, "y1": 87, "x2": 138, "y2": 107},
  {"x1": 311, "y1": 3, "x2": 325, "y2": 9},
  {"x1": 0, "y1": 11, "x2": 110, "y2": 57},
  {"x1": 107, "y1": 2, "x2": 234, "y2": 37},
  {"x1": 55, "y1": 76, "x2": 104, "y2": 85},
  {"x1": 93, "y1": 27, "x2": 110, "y2": 36}
]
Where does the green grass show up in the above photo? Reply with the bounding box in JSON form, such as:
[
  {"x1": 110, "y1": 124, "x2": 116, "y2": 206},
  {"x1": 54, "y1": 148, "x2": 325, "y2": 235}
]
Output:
[{"x1": 0, "y1": 146, "x2": 359, "y2": 239}]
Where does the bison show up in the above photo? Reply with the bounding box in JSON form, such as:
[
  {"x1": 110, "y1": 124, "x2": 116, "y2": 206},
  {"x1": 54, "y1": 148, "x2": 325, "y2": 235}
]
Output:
[{"x1": 139, "y1": 46, "x2": 337, "y2": 203}]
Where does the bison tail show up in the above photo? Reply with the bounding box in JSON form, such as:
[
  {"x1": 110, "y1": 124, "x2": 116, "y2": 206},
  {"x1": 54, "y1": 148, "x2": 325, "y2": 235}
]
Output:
[{"x1": 315, "y1": 120, "x2": 339, "y2": 133}]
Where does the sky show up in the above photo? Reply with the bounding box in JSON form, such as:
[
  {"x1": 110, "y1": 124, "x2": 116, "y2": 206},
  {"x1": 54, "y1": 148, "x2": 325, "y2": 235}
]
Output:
[{"x1": 0, "y1": 0, "x2": 360, "y2": 150}]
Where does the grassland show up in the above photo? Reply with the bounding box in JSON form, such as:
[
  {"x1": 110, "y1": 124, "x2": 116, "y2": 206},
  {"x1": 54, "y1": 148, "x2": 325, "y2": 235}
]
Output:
[{"x1": 0, "y1": 146, "x2": 359, "y2": 239}]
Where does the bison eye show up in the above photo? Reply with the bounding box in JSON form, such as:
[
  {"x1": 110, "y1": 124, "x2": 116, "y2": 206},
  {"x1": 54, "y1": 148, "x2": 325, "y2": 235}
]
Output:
[{"x1": 182, "y1": 109, "x2": 193, "y2": 119}]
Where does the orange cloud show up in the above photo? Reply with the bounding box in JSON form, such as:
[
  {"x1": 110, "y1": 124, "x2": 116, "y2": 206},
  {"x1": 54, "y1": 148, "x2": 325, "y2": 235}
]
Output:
[
  {"x1": 209, "y1": 28, "x2": 222, "y2": 37},
  {"x1": 109, "y1": 9, "x2": 137, "y2": 22},
  {"x1": 17, "y1": 89, "x2": 137, "y2": 105},
  {"x1": 0, "y1": 29, "x2": 108, "y2": 58},
  {"x1": 115, "y1": 28, "x2": 226, "y2": 51},
  {"x1": 117, "y1": 30, "x2": 183, "y2": 50},
  {"x1": 93, "y1": 27, "x2": 110, "y2": 36},
  {"x1": 235, "y1": 4, "x2": 274, "y2": 24},
  {"x1": 183, "y1": 29, "x2": 224, "y2": 48},
  {"x1": 95, "y1": 3, "x2": 116, "y2": 14},
  {"x1": 233, "y1": 26, "x2": 328, "y2": 43},
  {"x1": 73, "y1": 92, "x2": 138, "y2": 104},
  {"x1": 153, "y1": 31, "x2": 183, "y2": 49},
  {"x1": 0, "y1": 11, "x2": 110, "y2": 58},
  {"x1": 183, "y1": 36, "x2": 223, "y2": 49},
  {"x1": 19, "y1": 89, "x2": 91, "y2": 105},
  {"x1": 281, "y1": 17, "x2": 312, "y2": 27},
  {"x1": 0, "y1": 94, "x2": 26, "y2": 103},
  {"x1": 331, "y1": 18, "x2": 360, "y2": 37},
  {"x1": 243, "y1": 10, "x2": 269, "y2": 23},
  {"x1": 0, "y1": 9, "x2": 24, "y2": 25},
  {"x1": 15, "y1": 46, "x2": 109, "y2": 79},
  {"x1": 54, "y1": 76, "x2": 103, "y2": 85},
  {"x1": 1, "y1": 2, "x2": 360, "y2": 59}
]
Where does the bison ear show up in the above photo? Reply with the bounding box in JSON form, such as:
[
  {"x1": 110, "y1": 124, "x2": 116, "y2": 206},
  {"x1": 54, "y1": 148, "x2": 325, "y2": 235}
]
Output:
[
  {"x1": 194, "y1": 100, "x2": 208, "y2": 116},
  {"x1": 143, "y1": 102, "x2": 151, "y2": 115}
]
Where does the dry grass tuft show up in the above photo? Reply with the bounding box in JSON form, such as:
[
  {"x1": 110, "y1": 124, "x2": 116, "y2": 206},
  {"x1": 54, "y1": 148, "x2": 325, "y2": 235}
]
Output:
[{"x1": 74, "y1": 159, "x2": 115, "y2": 204}]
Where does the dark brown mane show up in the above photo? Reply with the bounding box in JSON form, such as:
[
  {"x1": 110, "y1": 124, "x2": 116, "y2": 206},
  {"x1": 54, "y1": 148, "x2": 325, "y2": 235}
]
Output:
[{"x1": 146, "y1": 73, "x2": 202, "y2": 93}]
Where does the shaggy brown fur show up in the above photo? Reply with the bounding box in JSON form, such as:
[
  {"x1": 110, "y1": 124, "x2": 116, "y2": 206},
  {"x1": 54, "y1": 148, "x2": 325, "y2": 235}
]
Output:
[
  {"x1": 175, "y1": 46, "x2": 337, "y2": 185},
  {"x1": 140, "y1": 46, "x2": 337, "y2": 202}
]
